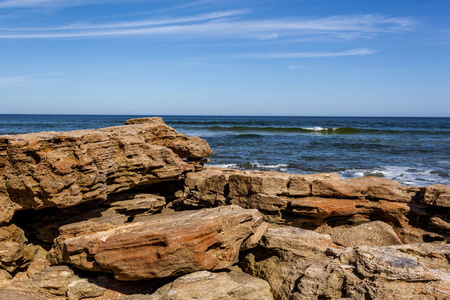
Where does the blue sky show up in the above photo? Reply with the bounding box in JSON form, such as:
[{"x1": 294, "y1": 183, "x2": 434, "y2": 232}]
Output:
[{"x1": 0, "y1": 0, "x2": 449, "y2": 116}]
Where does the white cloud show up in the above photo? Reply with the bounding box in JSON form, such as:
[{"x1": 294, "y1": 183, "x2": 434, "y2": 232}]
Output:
[
  {"x1": 234, "y1": 48, "x2": 377, "y2": 59},
  {"x1": 0, "y1": 73, "x2": 65, "y2": 86},
  {"x1": 0, "y1": 13, "x2": 413, "y2": 39},
  {"x1": 0, "y1": 0, "x2": 140, "y2": 8}
]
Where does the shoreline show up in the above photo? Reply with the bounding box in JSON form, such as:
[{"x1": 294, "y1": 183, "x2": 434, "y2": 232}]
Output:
[{"x1": 0, "y1": 117, "x2": 448, "y2": 299}]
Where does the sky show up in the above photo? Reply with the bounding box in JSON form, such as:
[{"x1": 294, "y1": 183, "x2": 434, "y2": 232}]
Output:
[{"x1": 0, "y1": 0, "x2": 449, "y2": 116}]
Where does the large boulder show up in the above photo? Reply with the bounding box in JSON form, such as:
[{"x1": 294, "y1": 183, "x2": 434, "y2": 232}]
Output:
[
  {"x1": 49, "y1": 205, "x2": 267, "y2": 280},
  {"x1": 0, "y1": 117, "x2": 212, "y2": 224}
]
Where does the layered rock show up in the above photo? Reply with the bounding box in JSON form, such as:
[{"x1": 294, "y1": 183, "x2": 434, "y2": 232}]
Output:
[
  {"x1": 49, "y1": 205, "x2": 266, "y2": 280},
  {"x1": 0, "y1": 265, "x2": 105, "y2": 300},
  {"x1": 181, "y1": 167, "x2": 450, "y2": 243},
  {"x1": 19, "y1": 192, "x2": 167, "y2": 246},
  {"x1": 0, "y1": 117, "x2": 212, "y2": 223},
  {"x1": 242, "y1": 226, "x2": 450, "y2": 300}
]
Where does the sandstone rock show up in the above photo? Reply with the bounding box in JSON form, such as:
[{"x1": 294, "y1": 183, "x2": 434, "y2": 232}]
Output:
[
  {"x1": 0, "y1": 268, "x2": 11, "y2": 280},
  {"x1": 311, "y1": 175, "x2": 418, "y2": 202},
  {"x1": 260, "y1": 227, "x2": 338, "y2": 258},
  {"x1": 182, "y1": 167, "x2": 449, "y2": 242},
  {"x1": 241, "y1": 226, "x2": 339, "y2": 300},
  {"x1": 146, "y1": 268, "x2": 273, "y2": 300},
  {"x1": 243, "y1": 234, "x2": 450, "y2": 300},
  {"x1": 317, "y1": 221, "x2": 403, "y2": 247},
  {"x1": 0, "y1": 118, "x2": 212, "y2": 223},
  {"x1": 422, "y1": 184, "x2": 450, "y2": 207},
  {"x1": 0, "y1": 289, "x2": 47, "y2": 300},
  {"x1": 1, "y1": 265, "x2": 105, "y2": 300},
  {"x1": 49, "y1": 205, "x2": 266, "y2": 280},
  {"x1": 430, "y1": 216, "x2": 450, "y2": 231},
  {"x1": 123, "y1": 117, "x2": 213, "y2": 160},
  {"x1": 0, "y1": 224, "x2": 28, "y2": 273},
  {"x1": 25, "y1": 245, "x2": 51, "y2": 277},
  {"x1": 23, "y1": 193, "x2": 167, "y2": 245}
]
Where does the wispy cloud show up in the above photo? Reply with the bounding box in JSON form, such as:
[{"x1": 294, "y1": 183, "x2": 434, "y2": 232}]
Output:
[
  {"x1": 0, "y1": 13, "x2": 413, "y2": 40},
  {"x1": 0, "y1": 0, "x2": 140, "y2": 8},
  {"x1": 233, "y1": 48, "x2": 377, "y2": 59},
  {"x1": 0, "y1": 73, "x2": 65, "y2": 86}
]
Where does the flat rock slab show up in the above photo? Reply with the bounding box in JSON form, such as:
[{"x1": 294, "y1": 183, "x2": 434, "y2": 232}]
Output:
[
  {"x1": 144, "y1": 269, "x2": 273, "y2": 300},
  {"x1": 50, "y1": 205, "x2": 266, "y2": 280},
  {"x1": 317, "y1": 220, "x2": 403, "y2": 247},
  {"x1": 0, "y1": 117, "x2": 212, "y2": 223}
]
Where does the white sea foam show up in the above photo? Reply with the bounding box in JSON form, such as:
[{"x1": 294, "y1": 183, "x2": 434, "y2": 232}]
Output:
[
  {"x1": 339, "y1": 165, "x2": 450, "y2": 186},
  {"x1": 303, "y1": 127, "x2": 329, "y2": 131},
  {"x1": 208, "y1": 161, "x2": 289, "y2": 172}
]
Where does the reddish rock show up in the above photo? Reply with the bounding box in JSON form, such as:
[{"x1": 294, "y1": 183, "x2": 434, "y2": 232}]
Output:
[
  {"x1": 181, "y1": 167, "x2": 449, "y2": 242},
  {"x1": 49, "y1": 205, "x2": 266, "y2": 280},
  {"x1": 0, "y1": 118, "x2": 212, "y2": 223}
]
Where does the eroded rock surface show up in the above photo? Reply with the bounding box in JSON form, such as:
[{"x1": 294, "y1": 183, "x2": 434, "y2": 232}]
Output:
[
  {"x1": 49, "y1": 205, "x2": 266, "y2": 280},
  {"x1": 0, "y1": 117, "x2": 212, "y2": 223},
  {"x1": 242, "y1": 227, "x2": 450, "y2": 300},
  {"x1": 317, "y1": 220, "x2": 403, "y2": 247},
  {"x1": 181, "y1": 167, "x2": 450, "y2": 243},
  {"x1": 144, "y1": 268, "x2": 273, "y2": 300},
  {"x1": 0, "y1": 265, "x2": 105, "y2": 300}
]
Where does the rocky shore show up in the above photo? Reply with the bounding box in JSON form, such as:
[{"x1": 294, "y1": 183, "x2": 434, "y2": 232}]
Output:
[{"x1": 0, "y1": 117, "x2": 449, "y2": 299}]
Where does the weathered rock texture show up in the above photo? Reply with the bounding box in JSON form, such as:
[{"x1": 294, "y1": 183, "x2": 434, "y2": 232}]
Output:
[
  {"x1": 0, "y1": 265, "x2": 105, "y2": 300},
  {"x1": 145, "y1": 268, "x2": 273, "y2": 300},
  {"x1": 49, "y1": 205, "x2": 266, "y2": 280},
  {"x1": 0, "y1": 117, "x2": 212, "y2": 223},
  {"x1": 1, "y1": 117, "x2": 449, "y2": 300},
  {"x1": 181, "y1": 167, "x2": 450, "y2": 243},
  {"x1": 317, "y1": 220, "x2": 403, "y2": 247},
  {"x1": 16, "y1": 192, "x2": 167, "y2": 247},
  {"x1": 242, "y1": 227, "x2": 450, "y2": 300}
]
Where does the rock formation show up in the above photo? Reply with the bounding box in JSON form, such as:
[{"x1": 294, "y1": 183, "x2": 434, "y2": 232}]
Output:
[
  {"x1": 181, "y1": 167, "x2": 450, "y2": 244},
  {"x1": 0, "y1": 117, "x2": 212, "y2": 223},
  {"x1": 0, "y1": 117, "x2": 448, "y2": 300}
]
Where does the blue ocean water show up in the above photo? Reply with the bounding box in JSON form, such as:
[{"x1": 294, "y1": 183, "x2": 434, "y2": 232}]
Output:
[{"x1": 1, "y1": 114, "x2": 449, "y2": 186}]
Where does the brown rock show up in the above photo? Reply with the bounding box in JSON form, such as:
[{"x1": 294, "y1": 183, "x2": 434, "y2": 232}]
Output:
[
  {"x1": 147, "y1": 268, "x2": 273, "y2": 300},
  {"x1": 0, "y1": 289, "x2": 46, "y2": 300},
  {"x1": 24, "y1": 193, "x2": 167, "y2": 245},
  {"x1": 1, "y1": 265, "x2": 105, "y2": 300},
  {"x1": 0, "y1": 224, "x2": 28, "y2": 273},
  {"x1": 241, "y1": 226, "x2": 339, "y2": 300},
  {"x1": 243, "y1": 228, "x2": 450, "y2": 300},
  {"x1": 422, "y1": 184, "x2": 450, "y2": 207},
  {"x1": 0, "y1": 118, "x2": 212, "y2": 223},
  {"x1": 311, "y1": 175, "x2": 418, "y2": 202},
  {"x1": 49, "y1": 205, "x2": 266, "y2": 280},
  {"x1": 182, "y1": 167, "x2": 449, "y2": 242},
  {"x1": 317, "y1": 221, "x2": 403, "y2": 247}
]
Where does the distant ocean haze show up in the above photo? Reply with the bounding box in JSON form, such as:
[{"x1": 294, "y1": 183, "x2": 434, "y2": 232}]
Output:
[{"x1": 1, "y1": 114, "x2": 449, "y2": 186}]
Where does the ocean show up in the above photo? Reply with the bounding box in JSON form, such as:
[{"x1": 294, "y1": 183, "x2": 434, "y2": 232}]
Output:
[{"x1": 1, "y1": 114, "x2": 449, "y2": 187}]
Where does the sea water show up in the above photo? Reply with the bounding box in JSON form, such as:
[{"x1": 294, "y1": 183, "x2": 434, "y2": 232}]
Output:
[{"x1": 0, "y1": 115, "x2": 449, "y2": 186}]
